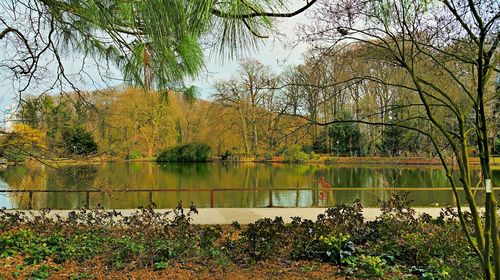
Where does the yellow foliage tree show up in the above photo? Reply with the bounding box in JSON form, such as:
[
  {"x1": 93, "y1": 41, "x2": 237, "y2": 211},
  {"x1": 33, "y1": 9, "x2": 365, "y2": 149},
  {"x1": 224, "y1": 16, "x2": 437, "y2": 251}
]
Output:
[{"x1": 11, "y1": 123, "x2": 46, "y2": 148}]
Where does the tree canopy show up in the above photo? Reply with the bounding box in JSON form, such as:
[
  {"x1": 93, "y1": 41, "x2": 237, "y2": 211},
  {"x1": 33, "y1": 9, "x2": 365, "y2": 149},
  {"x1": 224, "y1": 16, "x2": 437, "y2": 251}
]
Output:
[{"x1": 0, "y1": 0, "x2": 317, "y2": 95}]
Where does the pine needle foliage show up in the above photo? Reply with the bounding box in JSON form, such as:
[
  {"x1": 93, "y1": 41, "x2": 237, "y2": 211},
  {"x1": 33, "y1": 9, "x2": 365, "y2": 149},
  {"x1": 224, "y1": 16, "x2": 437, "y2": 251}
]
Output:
[{"x1": 28, "y1": 0, "x2": 290, "y2": 92}]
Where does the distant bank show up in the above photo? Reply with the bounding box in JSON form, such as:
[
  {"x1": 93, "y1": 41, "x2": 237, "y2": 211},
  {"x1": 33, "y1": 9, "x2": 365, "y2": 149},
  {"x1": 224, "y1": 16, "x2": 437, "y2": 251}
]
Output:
[{"x1": 22, "y1": 155, "x2": 500, "y2": 168}]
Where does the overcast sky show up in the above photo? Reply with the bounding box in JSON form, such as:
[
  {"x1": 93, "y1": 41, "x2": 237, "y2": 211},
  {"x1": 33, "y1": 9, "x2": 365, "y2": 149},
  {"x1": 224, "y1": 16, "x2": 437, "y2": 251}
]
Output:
[{"x1": 191, "y1": 13, "x2": 310, "y2": 99}]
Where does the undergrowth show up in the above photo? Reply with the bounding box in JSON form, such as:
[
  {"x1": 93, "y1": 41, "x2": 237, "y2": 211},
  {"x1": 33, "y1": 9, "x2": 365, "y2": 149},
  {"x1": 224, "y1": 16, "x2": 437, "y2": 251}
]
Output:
[{"x1": 0, "y1": 194, "x2": 482, "y2": 279}]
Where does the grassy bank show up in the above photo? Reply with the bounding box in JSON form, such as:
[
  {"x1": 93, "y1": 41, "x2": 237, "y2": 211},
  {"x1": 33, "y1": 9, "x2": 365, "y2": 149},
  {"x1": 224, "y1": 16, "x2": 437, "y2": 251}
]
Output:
[
  {"x1": 28, "y1": 155, "x2": 500, "y2": 168},
  {"x1": 249, "y1": 155, "x2": 500, "y2": 166},
  {"x1": 0, "y1": 195, "x2": 481, "y2": 279}
]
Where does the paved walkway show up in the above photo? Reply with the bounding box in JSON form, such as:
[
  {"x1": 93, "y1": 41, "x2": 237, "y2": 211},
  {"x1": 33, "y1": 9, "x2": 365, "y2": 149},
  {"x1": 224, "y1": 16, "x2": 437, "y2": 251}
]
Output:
[
  {"x1": 187, "y1": 207, "x2": 446, "y2": 224},
  {"x1": 6, "y1": 207, "x2": 451, "y2": 224}
]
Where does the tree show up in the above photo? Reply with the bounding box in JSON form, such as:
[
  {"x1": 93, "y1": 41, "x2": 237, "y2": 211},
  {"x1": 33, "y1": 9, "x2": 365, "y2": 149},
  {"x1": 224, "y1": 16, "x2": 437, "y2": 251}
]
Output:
[
  {"x1": 107, "y1": 88, "x2": 180, "y2": 157},
  {"x1": 3, "y1": 1, "x2": 318, "y2": 162},
  {"x1": 175, "y1": 98, "x2": 243, "y2": 156},
  {"x1": 213, "y1": 59, "x2": 277, "y2": 155},
  {"x1": 19, "y1": 94, "x2": 96, "y2": 156},
  {"x1": 62, "y1": 127, "x2": 98, "y2": 156},
  {"x1": 296, "y1": 0, "x2": 499, "y2": 277},
  {"x1": 328, "y1": 121, "x2": 362, "y2": 156},
  {"x1": 0, "y1": 0, "x2": 318, "y2": 95},
  {"x1": 380, "y1": 125, "x2": 404, "y2": 156},
  {"x1": 0, "y1": 123, "x2": 45, "y2": 162}
]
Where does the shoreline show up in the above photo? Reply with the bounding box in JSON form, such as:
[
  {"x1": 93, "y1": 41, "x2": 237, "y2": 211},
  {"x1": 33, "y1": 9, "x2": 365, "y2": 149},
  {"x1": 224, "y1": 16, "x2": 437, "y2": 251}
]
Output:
[{"x1": 25, "y1": 155, "x2": 500, "y2": 168}]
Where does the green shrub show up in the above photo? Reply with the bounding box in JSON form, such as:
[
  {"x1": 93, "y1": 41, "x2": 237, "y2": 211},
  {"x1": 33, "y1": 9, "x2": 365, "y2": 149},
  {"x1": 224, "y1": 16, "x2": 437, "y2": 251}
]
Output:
[
  {"x1": 154, "y1": 261, "x2": 169, "y2": 270},
  {"x1": 263, "y1": 153, "x2": 273, "y2": 160},
  {"x1": 62, "y1": 127, "x2": 98, "y2": 156},
  {"x1": 110, "y1": 237, "x2": 145, "y2": 268},
  {"x1": 410, "y1": 258, "x2": 452, "y2": 280},
  {"x1": 126, "y1": 151, "x2": 142, "y2": 160},
  {"x1": 28, "y1": 264, "x2": 53, "y2": 279},
  {"x1": 156, "y1": 143, "x2": 211, "y2": 162},
  {"x1": 0, "y1": 228, "x2": 106, "y2": 265},
  {"x1": 357, "y1": 255, "x2": 386, "y2": 278},
  {"x1": 228, "y1": 217, "x2": 288, "y2": 261},
  {"x1": 318, "y1": 234, "x2": 356, "y2": 264},
  {"x1": 309, "y1": 151, "x2": 320, "y2": 161},
  {"x1": 0, "y1": 199, "x2": 482, "y2": 278},
  {"x1": 283, "y1": 145, "x2": 308, "y2": 163}
]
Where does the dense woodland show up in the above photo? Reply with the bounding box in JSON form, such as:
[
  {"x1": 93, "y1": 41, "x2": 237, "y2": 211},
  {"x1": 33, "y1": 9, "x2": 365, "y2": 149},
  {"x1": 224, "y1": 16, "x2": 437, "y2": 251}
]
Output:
[{"x1": 7, "y1": 48, "x2": 500, "y2": 161}]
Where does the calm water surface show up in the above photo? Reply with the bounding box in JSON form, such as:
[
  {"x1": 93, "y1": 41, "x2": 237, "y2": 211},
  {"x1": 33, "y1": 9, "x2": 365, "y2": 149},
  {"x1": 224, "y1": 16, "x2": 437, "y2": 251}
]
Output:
[{"x1": 0, "y1": 162, "x2": 498, "y2": 209}]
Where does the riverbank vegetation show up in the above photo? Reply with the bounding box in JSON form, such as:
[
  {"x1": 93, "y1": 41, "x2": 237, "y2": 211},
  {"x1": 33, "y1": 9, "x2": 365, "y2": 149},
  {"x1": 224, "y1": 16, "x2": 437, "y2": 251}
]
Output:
[
  {"x1": 5, "y1": 62, "x2": 498, "y2": 163},
  {"x1": 0, "y1": 195, "x2": 481, "y2": 279},
  {"x1": 156, "y1": 143, "x2": 211, "y2": 162}
]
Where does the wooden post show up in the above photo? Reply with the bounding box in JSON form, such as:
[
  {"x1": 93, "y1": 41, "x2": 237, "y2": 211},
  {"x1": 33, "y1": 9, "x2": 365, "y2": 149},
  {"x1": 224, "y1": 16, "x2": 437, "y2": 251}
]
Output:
[
  {"x1": 268, "y1": 189, "x2": 273, "y2": 207},
  {"x1": 329, "y1": 189, "x2": 334, "y2": 207},
  {"x1": 86, "y1": 192, "x2": 90, "y2": 209},
  {"x1": 210, "y1": 189, "x2": 215, "y2": 208},
  {"x1": 28, "y1": 191, "x2": 33, "y2": 210}
]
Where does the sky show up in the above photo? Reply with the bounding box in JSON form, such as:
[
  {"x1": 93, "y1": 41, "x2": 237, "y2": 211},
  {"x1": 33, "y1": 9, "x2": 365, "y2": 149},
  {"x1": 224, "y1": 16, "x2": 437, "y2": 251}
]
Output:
[
  {"x1": 0, "y1": 6, "x2": 311, "y2": 120},
  {"x1": 191, "y1": 14, "x2": 310, "y2": 99}
]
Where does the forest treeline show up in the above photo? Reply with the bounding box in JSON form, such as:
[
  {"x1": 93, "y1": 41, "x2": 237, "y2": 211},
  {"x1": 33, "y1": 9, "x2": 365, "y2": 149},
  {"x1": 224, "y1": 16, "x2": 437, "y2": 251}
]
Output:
[{"x1": 5, "y1": 46, "x2": 500, "y2": 161}]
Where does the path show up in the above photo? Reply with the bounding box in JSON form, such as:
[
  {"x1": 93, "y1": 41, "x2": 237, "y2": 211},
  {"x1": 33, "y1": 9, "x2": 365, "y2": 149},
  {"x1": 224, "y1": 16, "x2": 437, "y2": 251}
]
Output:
[{"x1": 5, "y1": 207, "x2": 450, "y2": 224}]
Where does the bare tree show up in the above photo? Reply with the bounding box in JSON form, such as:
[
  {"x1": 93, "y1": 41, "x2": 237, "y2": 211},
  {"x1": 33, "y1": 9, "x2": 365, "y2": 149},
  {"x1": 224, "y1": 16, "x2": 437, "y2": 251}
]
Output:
[
  {"x1": 213, "y1": 59, "x2": 277, "y2": 155},
  {"x1": 291, "y1": 0, "x2": 500, "y2": 277}
]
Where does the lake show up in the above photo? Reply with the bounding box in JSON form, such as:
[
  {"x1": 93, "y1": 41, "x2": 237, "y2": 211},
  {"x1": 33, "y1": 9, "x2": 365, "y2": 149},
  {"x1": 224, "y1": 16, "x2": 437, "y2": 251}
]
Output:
[{"x1": 0, "y1": 162, "x2": 498, "y2": 209}]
